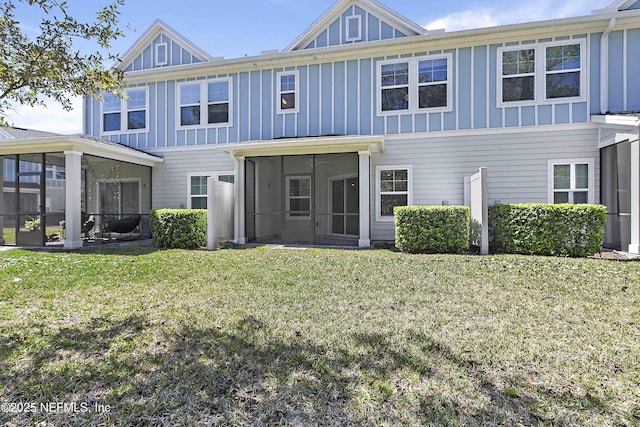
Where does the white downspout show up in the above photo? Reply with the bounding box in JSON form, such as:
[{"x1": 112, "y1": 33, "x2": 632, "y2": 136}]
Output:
[{"x1": 600, "y1": 18, "x2": 617, "y2": 115}]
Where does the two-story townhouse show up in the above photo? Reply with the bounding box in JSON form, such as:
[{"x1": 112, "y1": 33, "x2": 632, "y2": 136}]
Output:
[{"x1": 1, "y1": 0, "x2": 639, "y2": 252}]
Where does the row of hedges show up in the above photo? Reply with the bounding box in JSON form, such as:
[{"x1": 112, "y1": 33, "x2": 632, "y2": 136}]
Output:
[
  {"x1": 489, "y1": 203, "x2": 607, "y2": 257},
  {"x1": 150, "y1": 209, "x2": 207, "y2": 249},
  {"x1": 394, "y1": 203, "x2": 607, "y2": 257}
]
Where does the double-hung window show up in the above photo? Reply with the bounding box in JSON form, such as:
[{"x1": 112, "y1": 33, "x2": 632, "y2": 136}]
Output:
[
  {"x1": 178, "y1": 78, "x2": 232, "y2": 128},
  {"x1": 378, "y1": 55, "x2": 451, "y2": 115},
  {"x1": 102, "y1": 88, "x2": 148, "y2": 134},
  {"x1": 548, "y1": 159, "x2": 594, "y2": 204},
  {"x1": 545, "y1": 43, "x2": 582, "y2": 99},
  {"x1": 418, "y1": 58, "x2": 448, "y2": 109},
  {"x1": 500, "y1": 48, "x2": 535, "y2": 103},
  {"x1": 377, "y1": 166, "x2": 412, "y2": 220},
  {"x1": 277, "y1": 71, "x2": 299, "y2": 114},
  {"x1": 380, "y1": 62, "x2": 410, "y2": 112},
  {"x1": 187, "y1": 172, "x2": 235, "y2": 209},
  {"x1": 498, "y1": 40, "x2": 585, "y2": 106}
]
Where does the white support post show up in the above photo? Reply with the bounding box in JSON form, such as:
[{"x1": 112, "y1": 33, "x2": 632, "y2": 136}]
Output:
[
  {"x1": 64, "y1": 150, "x2": 83, "y2": 249},
  {"x1": 233, "y1": 155, "x2": 246, "y2": 244},
  {"x1": 629, "y1": 139, "x2": 640, "y2": 254},
  {"x1": 358, "y1": 150, "x2": 371, "y2": 248},
  {"x1": 0, "y1": 157, "x2": 4, "y2": 245}
]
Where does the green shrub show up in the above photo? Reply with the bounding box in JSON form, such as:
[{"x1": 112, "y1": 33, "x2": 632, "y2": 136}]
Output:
[
  {"x1": 150, "y1": 209, "x2": 207, "y2": 249},
  {"x1": 394, "y1": 206, "x2": 470, "y2": 254},
  {"x1": 489, "y1": 203, "x2": 607, "y2": 257}
]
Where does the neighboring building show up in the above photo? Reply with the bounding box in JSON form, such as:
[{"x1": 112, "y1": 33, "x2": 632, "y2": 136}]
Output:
[{"x1": 1, "y1": 0, "x2": 639, "y2": 251}]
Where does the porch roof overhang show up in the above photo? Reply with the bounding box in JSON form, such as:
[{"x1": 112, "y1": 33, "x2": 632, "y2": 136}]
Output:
[
  {"x1": 217, "y1": 135, "x2": 385, "y2": 158},
  {"x1": 591, "y1": 113, "x2": 640, "y2": 128},
  {"x1": 0, "y1": 134, "x2": 164, "y2": 167}
]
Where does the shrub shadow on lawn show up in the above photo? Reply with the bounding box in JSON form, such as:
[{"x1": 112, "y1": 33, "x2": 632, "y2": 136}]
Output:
[{"x1": 0, "y1": 315, "x2": 630, "y2": 426}]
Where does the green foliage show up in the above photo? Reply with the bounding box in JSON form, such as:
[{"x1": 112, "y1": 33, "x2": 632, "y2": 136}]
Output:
[
  {"x1": 0, "y1": 0, "x2": 126, "y2": 125},
  {"x1": 150, "y1": 209, "x2": 207, "y2": 249},
  {"x1": 394, "y1": 206, "x2": 470, "y2": 254},
  {"x1": 489, "y1": 203, "x2": 607, "y2": 257}
]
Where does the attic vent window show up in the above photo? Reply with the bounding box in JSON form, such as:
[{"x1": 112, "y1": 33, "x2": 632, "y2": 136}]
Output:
[
  {"x1": 346, "y1": 15, "x2": 362, "y2": 42},
  {"x1": 155, "y1": 43, "x2": 168, "y2": 66}
]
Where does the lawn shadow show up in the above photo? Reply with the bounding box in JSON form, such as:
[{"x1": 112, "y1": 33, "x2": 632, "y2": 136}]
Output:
[{"x1": 0, "y1": 315, "x2": 632, "y2": 425}]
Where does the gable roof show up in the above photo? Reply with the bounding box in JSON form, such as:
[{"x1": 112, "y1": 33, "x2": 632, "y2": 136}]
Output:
[
  {"x1": 593, "y1": 0, "x2": 640, "y2": 13},
  {"x1": 116, "y1": 19, "x2": 212, "y2": 71},
  {"x1": 283, "y1": 0, "x2": 426, "y2": 52}
]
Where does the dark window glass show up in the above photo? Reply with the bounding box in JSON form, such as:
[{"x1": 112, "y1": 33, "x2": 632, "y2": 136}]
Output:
[
  {"x1": 380, "y1": 194, "x2": 408, "y2": 216},
  {"x1": 419, "y1": 84, "x2": 447, "y2": 108},
  {"x1": 503, "y1": 76, "x2": 535, "y2": 102},
  {"x1": 208, "y1": 103, "x2": 229, "y2": 124},
  {"x1": 103, "y1": 113, "x2": 121, "y2": 132},
  {"x1": 381, "y1": 87, "x2": 409, "y2": 111},
  {"x1": 191, "y1": 197, "x2": 207, "y2": 209},
  {"x1": 546, "y1": 72, "x2": 580, "y2": 99},
  {"x1": 127, "y1": 111, "x2": 146, "y2": 130},
  {"x1": 181, "y1": 106, "x2": 200, "y2": 126},
  {"x1": 281, "y1": 93, "x2": 296, "y2": 110}
]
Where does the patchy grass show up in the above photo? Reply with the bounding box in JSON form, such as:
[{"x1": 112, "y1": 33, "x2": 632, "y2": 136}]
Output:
[{"x1": 0, "y1": 247, "x2": 638, "y2": 426}]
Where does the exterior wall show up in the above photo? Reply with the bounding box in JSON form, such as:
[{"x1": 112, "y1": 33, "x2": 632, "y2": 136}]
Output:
[
  {"x1": 369, "y1": 125, "x2": 601, "y2": 240},
  {"x1": 86, "y1": 27, "x2": 640, "y2": 149},
  {"x1": 302, "y1": 4, "x2": 408, "y2": 50},
  {"x1": 147, "y1": 148, "x2": 234, "y2": 209},
  {"x1": 123, "y1": 33, "x2": 206, "y2": 72}
]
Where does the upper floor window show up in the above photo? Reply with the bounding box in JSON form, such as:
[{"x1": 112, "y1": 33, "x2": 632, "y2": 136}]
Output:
[
  {"x1": 548, "y1": 159, "x2": 594, "y2": 204},
  {"x1": 545, "y1": 43, "x2": 581, "y2": 99},
  {"x1": 276, "y1": 71, "x2": 299, "y2": 114},
  {"x1": 101, "y1": 88, "x2": 148, "y2": 134},
  {"x1": 377, "y1": 55, "x2": 451, "y2": 115},
  {"x1": 498, "y1": 40, "x2": 585, "y2": 107},
  {"x1": 501, "y1": 48, "x2": 535, "y2": 103},
  {"x1": 178, "y1": 78, "x2": 232, "y2": 128}
]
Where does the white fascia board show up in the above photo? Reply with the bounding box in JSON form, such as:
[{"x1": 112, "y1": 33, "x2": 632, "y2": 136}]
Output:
[
  {"x1": 115, "y1": 19, "x2": 212, "y2": 70},
  {"x1": 123, "y1": 10, "x2": 640, "y2": 85},
  {"x1": 591, "y1": 114, "x2": 640, "y2": 127},
  {"x1": 217, "y1": 135, "x2": 384, "y2": 158},
  {"x1": 0, "y1": 136, "x2": 163, "y2": 167}
]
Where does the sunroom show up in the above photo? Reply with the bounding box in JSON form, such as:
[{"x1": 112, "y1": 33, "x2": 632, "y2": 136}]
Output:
[{"x1": 0, "y1": 129, "x2": 163, "y2": 248}]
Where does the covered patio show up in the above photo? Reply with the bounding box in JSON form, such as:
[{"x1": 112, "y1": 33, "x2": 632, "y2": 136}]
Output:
[{"x1": 0, "y1": 130, "x2": 163, "y2": 249}]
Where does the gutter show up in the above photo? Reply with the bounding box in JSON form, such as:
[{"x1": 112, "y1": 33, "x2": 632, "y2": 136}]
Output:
[{"x1": 600, "y1": 18, "x2": 617, "y2": 115}]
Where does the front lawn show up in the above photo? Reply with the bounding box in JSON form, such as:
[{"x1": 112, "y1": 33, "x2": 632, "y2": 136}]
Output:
[{"x1": 0, "y1": 247, "x2": 638, "y2": 426}]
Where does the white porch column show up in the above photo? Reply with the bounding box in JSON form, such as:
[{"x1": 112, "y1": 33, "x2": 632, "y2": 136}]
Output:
[
  {"x1": 234, "y1": 155, "x2": 246, "y2": 244},
  {"x1": 0, "y1": 157, "x2": 4, "y2": 245},
  {"x1": 64, "y1": 150, "x2": 83, "y2": 249},
  {"x1": 358, "y1": 150, "x2": 371, "y2": 248},
  {"x1": 629, "y1": 139, "x2": 640, "y2": 254}
]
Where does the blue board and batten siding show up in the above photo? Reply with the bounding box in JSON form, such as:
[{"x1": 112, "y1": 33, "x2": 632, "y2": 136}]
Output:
[
  {"x1": 303, "y1": 4, "x2": 408, "y2": 50},
  {"x1": 123, "y1": 33, "x2": 205, "y2": 72},
  {"x1": 85, "y1": 29, "x2": 640, "y2": 148}
]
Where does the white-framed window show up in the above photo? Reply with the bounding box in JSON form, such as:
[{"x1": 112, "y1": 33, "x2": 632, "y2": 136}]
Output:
[
  {"x1": 345, "y1": 15, "x2": 362, "y2": 42},
  {"x1": 276, "y1": 71, "x2": 299, "y2": 114},
  {"x1": 187, "y1": 171, "x2": 235, "y2": 209},
  {"x1": 376, "y1": 166, "x2": 412, "y2": 221},
  {"x1": 286, "y1": 176, "x2": 311, "y2": 219},
  {"x1": 544, "y1": 41, "x2": 583, "y2": 100},
  {"x1": 497, "y1": 39, "x2": 586, "y2": 107},
  {"x1": 548, "y1": 159, "x2": 595, "y2": 204},
  {"x1": 377, "y1": 55, "x2": 452, "y2": 115},
  {"x1": 499, "y1": 46, "x2": 536, "y2": 104},
  {"x1": 177, "y1": 78, "x2": 232, "y2": 128},
  {"x1": 155, "y1": 42, "x2": 168, "y2": 66},
  {"x1": 101, "y1": 87, "x2": 149, "y2": 134}
]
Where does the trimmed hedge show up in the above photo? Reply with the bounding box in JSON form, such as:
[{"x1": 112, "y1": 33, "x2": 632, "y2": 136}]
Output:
[
  {"x1": 489, "y1": 203, "x2": 607, "y2": 257},
  {"x1": 395, "y1": 206, "x2": 470, "y2": 254},
  {"x1": 150, "y1": 209, "x2": 207, "y2": 249}
]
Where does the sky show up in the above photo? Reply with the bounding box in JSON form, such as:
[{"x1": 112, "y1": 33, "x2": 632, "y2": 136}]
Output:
[{"x1": 6, "y1": 0, "x2": 613, "y2": 134}]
